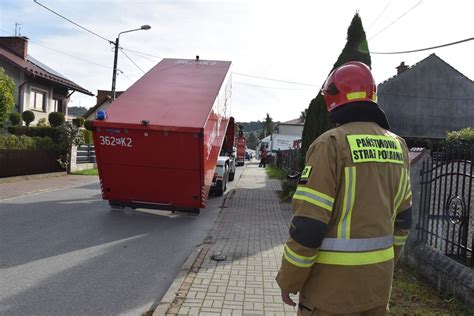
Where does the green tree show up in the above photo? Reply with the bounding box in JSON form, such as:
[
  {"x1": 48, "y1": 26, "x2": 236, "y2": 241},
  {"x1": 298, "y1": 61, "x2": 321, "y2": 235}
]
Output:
[
  {"x1": 246, "y1": 132, "x2": 258, "y2": 150},
  {"x1": 301, "y1": 13, "x2": 371, "y2": 168},
  {"x1": 263, "y1": 113, "x2": 274, "y2": 137},
  {"x1": 22, "y1": 110, "x2": 35, "y2": 127},
  {"x1": 0, "y1": 67, "x2": 15, "y2": 128},
  {"x1": 57, "y1": 122, "x2": 85, "y2": 173}
]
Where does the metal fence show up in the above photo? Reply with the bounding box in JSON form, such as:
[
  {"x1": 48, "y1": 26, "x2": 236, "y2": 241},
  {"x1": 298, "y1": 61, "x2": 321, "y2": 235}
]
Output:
[
  {"x1": 275, "y1": 149, "x2": 302, "y2": 174},
  {"x1": 418, "y1": 146, "x2": 474, "y2": 267},
  {"x1": 76, "y1": 145, "x2": 96, "y2": 164},
  {"x1": 0, "y1": 149, "x2": 64, "y2": 178}
]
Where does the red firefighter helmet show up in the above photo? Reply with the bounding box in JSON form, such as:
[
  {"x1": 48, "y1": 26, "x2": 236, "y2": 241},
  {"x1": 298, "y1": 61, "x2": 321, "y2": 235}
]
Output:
[{"x1": 321, "y1": 61, "x2": 377, "y2": 112}]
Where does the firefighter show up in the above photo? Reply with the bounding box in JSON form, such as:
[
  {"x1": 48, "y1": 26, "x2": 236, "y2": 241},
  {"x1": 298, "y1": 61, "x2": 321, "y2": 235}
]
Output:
[{"x1": 276, "y1": 61, "x2": 412, "y2": 315}]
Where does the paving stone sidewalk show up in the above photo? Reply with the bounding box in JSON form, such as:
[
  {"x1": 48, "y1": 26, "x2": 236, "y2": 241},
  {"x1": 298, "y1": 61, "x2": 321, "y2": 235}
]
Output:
[{"x1": 162, "y1": 162, "x2": 298, "y2": 315}]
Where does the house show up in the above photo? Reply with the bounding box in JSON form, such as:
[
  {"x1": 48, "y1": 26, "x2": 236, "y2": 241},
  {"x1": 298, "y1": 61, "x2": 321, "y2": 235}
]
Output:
[
  {"x1": 83, "y1": 90, "x2": 123, "y2": 121},
  {"x1": 0, "y1": 36, "x2": 93, "y2": 125},
  {"x1": 378, "y1": 54, "x2": 474, "y2": 141},
  {"x1": 274, "y1": 117, "x2": 304, "y2": 137}
]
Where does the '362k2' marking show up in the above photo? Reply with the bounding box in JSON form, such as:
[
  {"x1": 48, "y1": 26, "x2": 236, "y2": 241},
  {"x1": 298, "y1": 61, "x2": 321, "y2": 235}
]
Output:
[{"x1": 99, "y1": 136, "x2": 133, "y2": 148}]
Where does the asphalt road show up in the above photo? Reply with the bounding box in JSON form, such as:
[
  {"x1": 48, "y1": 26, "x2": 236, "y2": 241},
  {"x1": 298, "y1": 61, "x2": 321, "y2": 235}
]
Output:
[{"x1": 0, "y1": 165, "x2": 245, "y2": 316}]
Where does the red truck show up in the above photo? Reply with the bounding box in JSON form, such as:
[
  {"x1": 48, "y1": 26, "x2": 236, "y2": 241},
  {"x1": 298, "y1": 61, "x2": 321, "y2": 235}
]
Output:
[
  {"x1": 235, "y1": 130, "x2": 246, "y2": 166},
  {"x1": 92, "y1": 58, "x2": 233, "y2": 213}
]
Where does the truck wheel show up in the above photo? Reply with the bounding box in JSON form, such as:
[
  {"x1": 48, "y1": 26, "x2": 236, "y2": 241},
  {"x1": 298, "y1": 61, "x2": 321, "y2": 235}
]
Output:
[
  {"x1": 109, "y1": 201, "x2": 125, "y2": 211},
  {"x1": 228, "y1": 172, "x2": 235, "y2": 182},
  {"x1": 215, "y1": 180, "x2": 224, "y2": 196}
]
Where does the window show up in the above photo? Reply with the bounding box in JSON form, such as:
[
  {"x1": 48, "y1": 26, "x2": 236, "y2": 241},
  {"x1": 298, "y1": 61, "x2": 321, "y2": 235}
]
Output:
[
  {"x1": 31, "y1": 89, "x2": 46, "y2": 111},
  {"x1": 52, "y1": 99, "x2": 61, "y2": 112}
]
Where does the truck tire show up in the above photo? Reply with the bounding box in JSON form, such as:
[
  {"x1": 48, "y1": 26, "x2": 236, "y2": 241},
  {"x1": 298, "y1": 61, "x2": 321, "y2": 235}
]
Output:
[
  {"x1": 109, "y1": 201, "x2": 125, "y2": 211},
  {"x1": 215, "y1": 180, "x2": 224, "y2": 196},
  {"x1": 229, "y1": 172, "x2": 235, "y2": 182}
]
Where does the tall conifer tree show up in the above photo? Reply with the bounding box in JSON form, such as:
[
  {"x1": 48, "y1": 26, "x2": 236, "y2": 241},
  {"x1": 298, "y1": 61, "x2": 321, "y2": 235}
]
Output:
[{"x1": 300, "y1": 13, "x2": 371, "y2": 168}]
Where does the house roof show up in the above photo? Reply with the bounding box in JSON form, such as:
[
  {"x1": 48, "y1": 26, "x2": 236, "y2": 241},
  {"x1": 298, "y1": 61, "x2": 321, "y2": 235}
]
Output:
[
  {"x1": 0, "y1": 44, "x2": 93, "y2": 96},
  {"x1": 277, "y1": 118, "x2": 304, "y2": 126},
  {"x1": 379, "y1": 53, "x2": 473, "y2": 87},
  {"x1": 83, "y1": 90, "x2": 124, "y2": 119}
]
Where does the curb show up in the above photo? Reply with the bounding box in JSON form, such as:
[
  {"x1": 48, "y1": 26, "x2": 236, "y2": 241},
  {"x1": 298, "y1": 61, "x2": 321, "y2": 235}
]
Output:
[
  {"x1": 151, "y1": 165, "x2": 249, "y2": 315},
  {"x1": 152, "y1": 247, "x2": 203, "y2": 315}
]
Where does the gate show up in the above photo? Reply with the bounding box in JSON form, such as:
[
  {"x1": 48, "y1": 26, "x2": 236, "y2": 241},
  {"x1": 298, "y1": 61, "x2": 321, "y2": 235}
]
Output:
[{"x1": 418, "y1": 147, "x2": 474, "y2": 267}]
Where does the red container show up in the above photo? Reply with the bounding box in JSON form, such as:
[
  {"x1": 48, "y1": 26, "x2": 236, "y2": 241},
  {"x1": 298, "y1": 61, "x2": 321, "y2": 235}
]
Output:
[{"x1": 92, "y1": 58, "x2": 232, "y2": 211}]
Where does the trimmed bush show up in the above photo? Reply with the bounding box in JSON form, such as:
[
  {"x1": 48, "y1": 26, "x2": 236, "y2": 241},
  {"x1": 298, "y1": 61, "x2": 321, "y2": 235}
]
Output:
[
  {"x1": 7, "y1": 126, "x2": 60, "y2": 142},
  {"x1": 84, "y1": 120, "x2": 93, "y2": 131},
  {"x1": 22, "y1": 110, "x2": 35, "y2": 127},
  {"x1": 48, "y1": 112, "x2": 65, "y2": 128},
  {"x1": 72, "y1": 117, "x2": 84, "y2": 128},
  {"x1": 9, "y1": 112, "x2": 21, "y2": 126}
]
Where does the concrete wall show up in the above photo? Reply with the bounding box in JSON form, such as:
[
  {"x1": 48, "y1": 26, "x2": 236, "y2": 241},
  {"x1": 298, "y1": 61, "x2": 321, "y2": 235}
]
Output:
[
  {"x1": 404, "y1": 150, "x2": 474, "y2": 310},
  {"x1": 379, "y1": 55, "x2": 474, "y2": 139}
]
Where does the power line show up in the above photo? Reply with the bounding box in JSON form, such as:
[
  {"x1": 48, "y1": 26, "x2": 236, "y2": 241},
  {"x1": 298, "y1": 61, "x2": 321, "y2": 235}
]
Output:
[
  {"x1": 30, "y1": 40, "x2": 112, "y2": 69},
  {"x1": 368, "y1": 37, "x2": 474, "y2": 55},
  {"x1": 122, "y1": 48, "x2": 163, "y2": 60},
  {"x1": 33, "y1": 0, "x2": 112, "y2": 43},
  {"x1": 233, "y1": 72, "x2": 317, "y2": 87},
  {"x1": 119, "y1": 48, "x2": 146, "y2": 73},
  {"x1": 369, "y1": 0, "x2": 423, "y2": 41},
  {"x1": 234, "y1": 81, "x2": 315, "y2": 90},
  {"x1": 367, "y1": 1, "x2": 392, "y2": 32}
]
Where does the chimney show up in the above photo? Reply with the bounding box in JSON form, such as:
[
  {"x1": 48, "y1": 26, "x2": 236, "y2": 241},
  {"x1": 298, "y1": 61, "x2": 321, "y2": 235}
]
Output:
[
  {"x1": 396, "y1": 61, "x2": 409, "y2": 75},
  {"x1": 0, "y1": 36, "x2": 29, "y2": 60}
]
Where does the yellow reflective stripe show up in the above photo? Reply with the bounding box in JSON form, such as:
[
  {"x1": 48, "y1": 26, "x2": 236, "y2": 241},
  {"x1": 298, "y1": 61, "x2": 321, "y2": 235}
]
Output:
[
  {"x1": 393, "y1": 168, "x2": 407, "y2": 222},
  {"x1": 393, "y1": 235, "x2": 408, "y2": 246},
  {"x1": 315, "y1": 247, "x2": 394, "y2": 265},
  {"x1": 372, "y1": 93, "x2": 378, "y2": 102},
  {"x1": 347, "y1": 91, "x2": 367, "y2": 100},
  {"x1": 293, "y1": 187, "x2": 334, "y2": 212},
  {"x1": 283, "y1": 244, "x2": 317, "y2": 268},
  {"x1": 338, "y1": 167, "x2": 356, "y2": 239},
  {"x1": 404, "y1": 174, "x2": 412, "y2": 201}
]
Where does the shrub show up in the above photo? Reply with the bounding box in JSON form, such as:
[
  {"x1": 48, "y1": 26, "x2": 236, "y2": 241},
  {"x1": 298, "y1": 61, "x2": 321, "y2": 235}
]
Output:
[
  {"x1": 33, "y1": 136, "x2": 55, "y2": 150},
  {"x1": 446, "y1": 127, "x2": 474, "y2": 145},
  {"x1": 48, "y1": 112, "x2": 65, "y2": 127},
  {"x1": 22, "y1": 110, "x2": 35, "y2": 127},
  {"x1": 0, "y1": 135, "x2": 57, "y2": 150},
  {"x1": 7, "y1": 126, "x2": 60, "y2": 142},
  {"x1": 81, "y1": 129, "x2": 93, "y2": 144},
  {"x1": 9, "y1": 112, "x2": 21, "y2": 126},
  {"x1": 280, "y1": 179, "x2": 297, "y2": 202},
  {"x1": 72, "y1": 117, "x2": 84, "y2": 128},
  {"x1": 84, "y1": 120, "x2": 93, "y2": 131},
  {"x1": 36, "y1": 118, "x2": 49, "y2": 127}
]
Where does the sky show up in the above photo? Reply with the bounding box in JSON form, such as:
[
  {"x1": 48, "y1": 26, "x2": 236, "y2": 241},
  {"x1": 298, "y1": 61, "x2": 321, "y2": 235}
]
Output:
[{"x1": 1, "y1": 0, "x2": 473, "y2": 122}]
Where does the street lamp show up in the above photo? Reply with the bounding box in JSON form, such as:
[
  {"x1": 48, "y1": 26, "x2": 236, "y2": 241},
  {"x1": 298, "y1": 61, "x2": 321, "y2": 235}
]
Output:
[{"x1": 111, "y1": 25, "x2": 151, "y2": 100}]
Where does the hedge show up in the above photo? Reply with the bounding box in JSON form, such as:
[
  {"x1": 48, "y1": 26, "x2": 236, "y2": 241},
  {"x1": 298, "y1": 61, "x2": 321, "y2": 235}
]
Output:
[
  {"x1": 0, "y1": 135, "x2": 56, "y2": 150},
  {"x1": 8, "y1": 126, "x2": 60, "y2": 142}
]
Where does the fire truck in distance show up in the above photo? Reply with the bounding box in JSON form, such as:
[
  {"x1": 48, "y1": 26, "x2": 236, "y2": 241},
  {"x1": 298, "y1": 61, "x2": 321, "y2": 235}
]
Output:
[
  {"x1": 236, "y1": 130, "x2": 246, "y2": 166},
  {"x1": 92, "y1": 58, "x2": 233, "y2": 214}
]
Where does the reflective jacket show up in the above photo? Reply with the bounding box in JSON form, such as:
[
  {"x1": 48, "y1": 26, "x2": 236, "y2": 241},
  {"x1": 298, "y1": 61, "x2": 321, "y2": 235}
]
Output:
[{"x1": 276, "y1": 121, "x2": 412, "y2": 314}]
